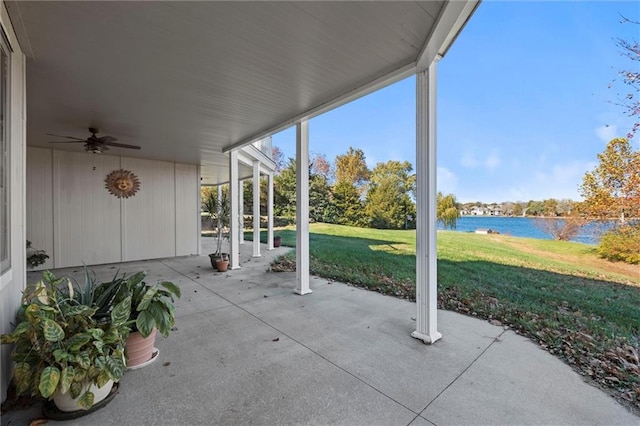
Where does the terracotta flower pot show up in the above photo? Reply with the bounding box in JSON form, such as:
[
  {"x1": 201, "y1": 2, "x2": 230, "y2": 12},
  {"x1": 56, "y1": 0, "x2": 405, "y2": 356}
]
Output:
[
  {"x1": 216, "y1": 259, "x2": 229, "y2": 272},
  {"x1": 209, "y1": 253, "x2": 229, "y2": 269},
  {"x1": 125, "y1": 329, "x2": 157, "y2": 368}
]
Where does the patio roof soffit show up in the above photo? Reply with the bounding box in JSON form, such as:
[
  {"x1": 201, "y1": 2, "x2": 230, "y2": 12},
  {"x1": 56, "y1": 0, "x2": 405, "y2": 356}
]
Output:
[{"x1": 224, "y1": 0, "x2": 481, "y2": 154}]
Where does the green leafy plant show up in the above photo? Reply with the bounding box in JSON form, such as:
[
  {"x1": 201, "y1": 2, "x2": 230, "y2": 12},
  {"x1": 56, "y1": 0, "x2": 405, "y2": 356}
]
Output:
[
  {"x1": 0, "y1": 271, "x2": 131, "y2": 410},
  {"x1": 597, "y1": 224, "x2": 640, "y2": 264},
  {"x1": 26, "y1": 240, "x2": 49, "y2": 268},
  {"x1": 93, "y1": 271, "x2": 181, "y2": 338}
]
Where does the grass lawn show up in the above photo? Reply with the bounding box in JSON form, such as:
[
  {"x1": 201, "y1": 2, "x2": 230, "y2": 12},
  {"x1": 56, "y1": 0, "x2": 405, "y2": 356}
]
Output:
[{"x1": 247, "y1": 223, "x2": 640, "y2": 411}]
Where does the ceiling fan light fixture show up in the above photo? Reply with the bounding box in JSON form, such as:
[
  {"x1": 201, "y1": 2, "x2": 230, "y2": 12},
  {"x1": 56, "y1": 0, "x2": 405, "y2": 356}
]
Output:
[{"x1": 48, "y1": 128, "x2": 141, "y2": 152}]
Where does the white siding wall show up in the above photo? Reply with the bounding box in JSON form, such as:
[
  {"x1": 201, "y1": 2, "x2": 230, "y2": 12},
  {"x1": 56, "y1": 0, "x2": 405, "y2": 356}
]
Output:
[
  {"x1": 122, "y1": 158, "x2": 176, "y2": 262},
  {"x1": 26, "y1": 148, "x2": 199, "y2": 269},
  {"x1": 0, "y1": 2, "x2": 26, "y2": 401},
  {"x1": 175, "y1": 163, "x2": 200, "y2": 256},
  {"x1": 53, "y1": 151, "x2": 122, "y2": 267},
  {"x1": 26, "y1": 147, "x2": 53, "y2": 269}
]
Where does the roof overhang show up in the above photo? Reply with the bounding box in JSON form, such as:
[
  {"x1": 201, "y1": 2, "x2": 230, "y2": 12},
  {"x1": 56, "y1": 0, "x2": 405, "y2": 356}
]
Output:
[{"x1": 6, "y1": 1, "x2": 479, "y2": 184}]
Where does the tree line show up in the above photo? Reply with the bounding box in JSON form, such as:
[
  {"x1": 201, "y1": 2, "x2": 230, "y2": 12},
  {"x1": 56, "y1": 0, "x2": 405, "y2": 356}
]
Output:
[{"x1": 272, "y1": 147, "x2": 417, "y2": 230}]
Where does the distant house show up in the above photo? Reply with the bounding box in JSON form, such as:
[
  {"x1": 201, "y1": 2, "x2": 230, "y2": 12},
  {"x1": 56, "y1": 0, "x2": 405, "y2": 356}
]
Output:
[
  {"x1": 488, "y1": 206, "x2": 503, "y2": 216},
  {"x1": 470, "y1": 206, "x2": 485, "y2": 215}
]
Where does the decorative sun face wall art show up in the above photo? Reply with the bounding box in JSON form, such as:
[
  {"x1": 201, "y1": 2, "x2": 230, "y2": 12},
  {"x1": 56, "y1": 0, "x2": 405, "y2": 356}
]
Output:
[{"x1": 105, "y1": 169, "x2": 141, "y2": 198}]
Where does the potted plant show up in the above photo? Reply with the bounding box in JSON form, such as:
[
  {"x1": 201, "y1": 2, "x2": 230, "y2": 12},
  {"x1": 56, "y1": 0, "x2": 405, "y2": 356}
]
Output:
[
  {"x1": 93, "y1": 271, "x2": 181, "y2": 368},
  {"x1": 26, "y1": 240, "x2": 49, "y2": 268},
  {"x1": 0, "y1": 271, "x2": 131, "y2": 413},
  {"x1": 215, "y1": 252, "x2": 230, "y2": 272},
  {"x1": 202, "y1": 187, "x2": 230, "y2": 268}
]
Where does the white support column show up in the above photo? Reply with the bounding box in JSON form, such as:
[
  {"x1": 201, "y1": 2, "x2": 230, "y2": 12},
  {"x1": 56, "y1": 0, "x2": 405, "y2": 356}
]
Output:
[
  {"x1": 295, "y1": 121, "x2": 312, "y2": 295},
  {"x1": 239, "y1": 179, "x2": 245, "y2": 245},
  {"x1": 412, "y1": 60, "x2": 442, "y2": 344},
  {"x1": 229, "y1": 150, "x2": 241, "y2": 270},
  {"x1": 252, "y1": 161, "x2": 261, "y2": 257},
  {"x1": 267, "y1": 171, "x2": 274, "y2": 250},
  {"x1": 217, "y1": 185, "x2": 223, "y2": 248}
]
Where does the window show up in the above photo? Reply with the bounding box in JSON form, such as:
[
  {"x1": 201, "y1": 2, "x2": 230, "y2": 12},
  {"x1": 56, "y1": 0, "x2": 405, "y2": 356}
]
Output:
[{"x1": 0, "y1": 30, "x2": 10, "y2": 273}]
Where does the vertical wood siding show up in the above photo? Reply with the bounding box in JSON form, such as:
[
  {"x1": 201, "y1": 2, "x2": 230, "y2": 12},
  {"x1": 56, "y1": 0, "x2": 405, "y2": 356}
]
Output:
[
  {"x1": 53, "y1": 151, "x2": 122, "y2": 267},
  {"x1": 26, "y1": 148, "x2": 54, "y2": 269},
  {"x1": 175, "y1": 163, "x2": 199, "y2": 256},
  {"x1": 26, "y1": 149, "x2": 199, "y2": 268},
  {"x1": 121, "y1": 158, "x2": 176, "y2": 261}
]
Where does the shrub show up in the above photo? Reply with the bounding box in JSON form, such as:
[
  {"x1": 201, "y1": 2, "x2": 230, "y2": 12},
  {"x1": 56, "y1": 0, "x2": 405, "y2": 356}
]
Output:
[{"x1": 597, "y1": 224, "x2": 640, "y2": 264}]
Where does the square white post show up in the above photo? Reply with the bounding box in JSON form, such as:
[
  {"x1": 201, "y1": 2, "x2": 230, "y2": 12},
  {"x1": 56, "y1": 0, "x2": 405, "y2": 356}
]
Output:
[
  {"x1": 267, "y1": 171, "x2": 274, "y2": 250},
  {"x1": 412, "y1": 60, "x2": 442, "y2": 344},
  {"x1": 252, "y1": 161, "x2": 261, "y2": 257},
  {"x1": 229, "y1": 150, "x2": 241, "y2": 270},
  {"x1": 239, "y1": 179, "x2": 245, "y2": 244},
  {"x1": 295, "y1": 120, "x2": 312, "y2": 295}
]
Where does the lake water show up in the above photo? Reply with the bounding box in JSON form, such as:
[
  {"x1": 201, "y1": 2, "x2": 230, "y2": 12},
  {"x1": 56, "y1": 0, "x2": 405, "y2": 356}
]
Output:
[{"x1": 437, "y1": 216, "x2": 602, "y2": 245}]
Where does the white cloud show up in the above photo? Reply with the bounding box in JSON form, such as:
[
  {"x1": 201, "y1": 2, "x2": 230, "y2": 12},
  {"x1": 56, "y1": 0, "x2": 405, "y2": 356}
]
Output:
[
  {"x1": 437, "y1": 167, "x2": 458, "y2": 194},
  {"x1": 460, "y1": 149, "x2": 501, "y2": 171},
  {"x1": 595, "y1": 125, "x2": 617, "y2": 143},
  {"x1": 504, "y1": 160, "x2": 597, "y2": 201}
]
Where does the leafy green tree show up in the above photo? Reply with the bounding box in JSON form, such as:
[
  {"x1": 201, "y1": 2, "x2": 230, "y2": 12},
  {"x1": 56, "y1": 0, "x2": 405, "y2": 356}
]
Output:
[
  {"x1": 542, "y1": 198, "x2": 559, "y2": 217},
  {"x1": 274, "y1": 158, "x2": 297, "y2": 218},
  {"x1": 335, "y1": 147, "x2": 371, "y2": 195},
  {"x1": 579, "y1": 138, "x2": 640, "y2": 223},
  {"x1": 364, "y1": 161, "x2": 416, "y2": 229},
  {"x1": 331, "y1": 180, "x2": 365, "y2": 226},
  {"x1": 437, "y1": 192, "x2": 460, "y2": 229},
  {"x1": 526, "y1": 200, "x2": 544, "y2": 216},
  {"x1": 512, "y1": 203, "x2": 524, "y2": 217},
  {"x1": 309, "y1": 174, "x2": 332, "y2": 223},
  {"x1": 273, "y1": 156, "x2": 334, "y2": 222}
]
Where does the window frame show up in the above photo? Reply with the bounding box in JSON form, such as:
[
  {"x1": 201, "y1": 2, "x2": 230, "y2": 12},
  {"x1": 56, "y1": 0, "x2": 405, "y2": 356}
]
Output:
[{"x1": 0, "y1": 28, "x2": 11, "y2": 274}]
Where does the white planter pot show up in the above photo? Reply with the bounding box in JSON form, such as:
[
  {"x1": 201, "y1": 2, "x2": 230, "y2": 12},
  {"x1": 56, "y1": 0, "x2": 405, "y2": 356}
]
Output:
[{"x1": 53, "y1": 379, "x2": 114, "y2": 412}]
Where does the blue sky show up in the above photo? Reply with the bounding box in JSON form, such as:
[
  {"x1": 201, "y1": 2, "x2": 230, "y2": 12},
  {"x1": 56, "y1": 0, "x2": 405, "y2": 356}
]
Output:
[{"x1": 272, "y1": 1, "x2": 639, "y2": 204}]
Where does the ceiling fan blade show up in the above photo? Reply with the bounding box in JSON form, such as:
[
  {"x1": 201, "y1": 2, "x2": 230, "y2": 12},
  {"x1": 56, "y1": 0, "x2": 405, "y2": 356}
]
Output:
[
  {"x1": 103, "y1": 141, "x2": 141, "y2": 150},
  {"x1": 46, "y1": 133, "x2": 85, "y2": 141},
  {"x1": 48, "y1": 140, "x2": 86, "y2": 144},
  {"x1": 96, "y1": 136, "x2": 118, "y2": 143}
]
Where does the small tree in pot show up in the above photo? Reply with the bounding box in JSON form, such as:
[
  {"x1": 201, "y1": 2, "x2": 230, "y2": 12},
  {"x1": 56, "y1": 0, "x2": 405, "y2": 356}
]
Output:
[{"x1": 202, "y1": 186, "x2": 231, "y2": 267}]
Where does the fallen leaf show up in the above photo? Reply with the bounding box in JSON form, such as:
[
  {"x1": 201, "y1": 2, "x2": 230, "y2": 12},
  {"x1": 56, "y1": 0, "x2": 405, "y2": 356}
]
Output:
[{"x1": 272, "y1": 337, "x2": 279, "y2": 342}]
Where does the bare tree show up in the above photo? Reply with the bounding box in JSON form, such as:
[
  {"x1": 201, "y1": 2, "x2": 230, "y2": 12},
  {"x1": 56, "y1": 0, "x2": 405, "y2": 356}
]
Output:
[{"x1": 533, "y1": 217, "x2": 589, "y2": 241}]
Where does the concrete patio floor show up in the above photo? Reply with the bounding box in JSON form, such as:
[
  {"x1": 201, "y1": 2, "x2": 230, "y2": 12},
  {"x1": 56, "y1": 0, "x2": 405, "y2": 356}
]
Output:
[{"x1": 3, "y1": 240, "x2": 638, "y2": 425}]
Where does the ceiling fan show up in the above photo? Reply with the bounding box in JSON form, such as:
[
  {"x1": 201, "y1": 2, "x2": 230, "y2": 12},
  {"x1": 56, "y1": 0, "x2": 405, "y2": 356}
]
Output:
[{"x1": 48, "y1": 128, "x2": 141, "y2": 153}]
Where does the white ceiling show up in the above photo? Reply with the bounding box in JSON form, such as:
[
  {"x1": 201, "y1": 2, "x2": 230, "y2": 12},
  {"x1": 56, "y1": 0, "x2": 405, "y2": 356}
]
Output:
[{"x1": 7, "y1": 1, "x2": 477, "y2": 184}]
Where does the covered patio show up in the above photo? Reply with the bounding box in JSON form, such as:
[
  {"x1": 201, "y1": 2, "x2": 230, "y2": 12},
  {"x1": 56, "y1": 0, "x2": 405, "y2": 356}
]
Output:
[
  {"x1": 2, "y1": 2, "x2": 638, "y2": 423},
  {"x1": 3, "y1": 243, "x2": 636, "y2": 425}
]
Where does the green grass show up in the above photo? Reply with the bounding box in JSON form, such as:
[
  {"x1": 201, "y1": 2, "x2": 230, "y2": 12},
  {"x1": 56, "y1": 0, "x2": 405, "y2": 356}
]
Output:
[{"x1": 250, "y1": 224, "x2": 640, "y2": 411}]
